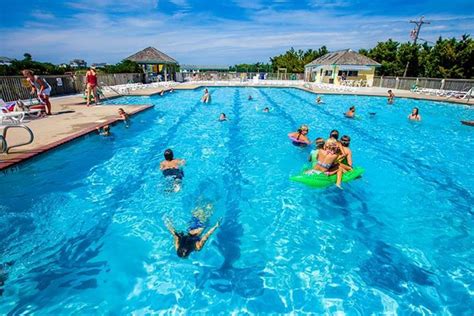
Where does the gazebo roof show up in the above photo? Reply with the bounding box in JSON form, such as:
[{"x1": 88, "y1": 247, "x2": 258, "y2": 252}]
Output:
[
  {"x1": 305, "y1": 49, "x2": 380, "y2": 67},
  {"x1": 125, "y1": 47, "x2": 178, "y2": 65}
]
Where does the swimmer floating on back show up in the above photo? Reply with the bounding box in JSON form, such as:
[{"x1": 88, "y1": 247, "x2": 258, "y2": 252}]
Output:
[
  {"x1": 165, "y1": 204, "x2": 221, "y2": 258},
  {"x1": 288, "y1": 125, "x2": 311, "y2": 146}
]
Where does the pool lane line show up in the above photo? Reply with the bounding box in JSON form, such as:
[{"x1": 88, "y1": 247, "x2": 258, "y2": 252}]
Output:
[
  {"x1": 258, "y1": 89, "x2": 298, "y2": 128},
  {"x1": 203, "y1": 88, "x2": 265, "y2": 297},
  {"x1": 282, "y1": 89, "x2": 473, "y2": 214},
  {"x1": 217, "y1": 88, "x2": 245, "y2": 269}
]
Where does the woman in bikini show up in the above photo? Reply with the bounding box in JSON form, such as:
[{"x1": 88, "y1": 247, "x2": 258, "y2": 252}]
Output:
[{"x1": 307, "y1": 138, "x2": 345, "y2": 188}]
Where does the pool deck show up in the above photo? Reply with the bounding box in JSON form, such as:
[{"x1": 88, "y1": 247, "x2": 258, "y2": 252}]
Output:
[{"x1": 1, "y1": 84, "x2": 471, "y2": 171}]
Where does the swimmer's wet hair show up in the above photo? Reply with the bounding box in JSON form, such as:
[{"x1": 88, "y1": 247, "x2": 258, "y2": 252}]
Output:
[{"x1": 164, "y1": 149, "x2": 174, "y2": 161}]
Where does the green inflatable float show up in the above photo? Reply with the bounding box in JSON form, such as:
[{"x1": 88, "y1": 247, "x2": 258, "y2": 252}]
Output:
[{"x1": 290, "y1": 166, "x2": 365, "y2": 188}]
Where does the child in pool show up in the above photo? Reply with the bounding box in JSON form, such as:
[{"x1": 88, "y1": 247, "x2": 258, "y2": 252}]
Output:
[{"x1": 309, "y1": 138, "x2": 325, "y2": 168}]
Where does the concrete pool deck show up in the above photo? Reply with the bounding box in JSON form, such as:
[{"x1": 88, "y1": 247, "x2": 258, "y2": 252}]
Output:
[{"x1": 1, "y1": 84, "x2": 471, "y2": 170}]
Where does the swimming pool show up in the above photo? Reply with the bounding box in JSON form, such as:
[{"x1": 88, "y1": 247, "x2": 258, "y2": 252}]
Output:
[{"x1": 1, "y1": 87, "x2": 473, "y2": 314}]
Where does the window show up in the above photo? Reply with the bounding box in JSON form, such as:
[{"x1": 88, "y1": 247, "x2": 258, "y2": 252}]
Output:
[
  {"x1": 338, "y1": 70, "x2": 358, "y2": 77},
  {"x1": 324, "y1": 70, "x2": 333, "y2": 76}
]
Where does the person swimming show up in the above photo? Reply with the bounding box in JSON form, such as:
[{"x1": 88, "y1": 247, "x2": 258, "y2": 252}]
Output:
[
  {"x1": 248, "y1": 95, "x2": 253, "y2": 100},
  {"x1": 288, "y1": 125, "x2": 311, "y2": 146},
  {"x1": 309, "y1": 137, "x2": 325, "y2": 168},
  {"x1": 316, "y1": 96, "x2": 324, "y2": 104},
  {"x1": 201, "y1": 89, "x2": 211, "y2": 103},
  {"x1": 408, "y1": 107, "x2": 421, "y2": 121},
  {"x1": 263, "y1": 107, "x2": 270, "y2": 113},
  {"x1": 219, "y1": 113, "x2": 228, "y2": 121},
  {"x1": 96, "y1": 125, "x2": 111, "y2": 137},
  {"x1": 345, "y1": 106, "x2": 356, "y2": 118},
  {"x1": 159, "y1": 149, "x2": 185, "y2": 190},
  {"x1": 165, "y1": 204, "x2": 221, "y2": 258}
]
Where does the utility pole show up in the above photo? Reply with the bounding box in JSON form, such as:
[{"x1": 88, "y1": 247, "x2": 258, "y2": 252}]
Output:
[{"x1": 403, "y1": 16, "x2": 430, "y2": 77}]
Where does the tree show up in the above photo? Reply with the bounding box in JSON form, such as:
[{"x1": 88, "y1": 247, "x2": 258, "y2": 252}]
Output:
[{"x1": 23, "y1": 53, "x2": 32, "y2": 61}]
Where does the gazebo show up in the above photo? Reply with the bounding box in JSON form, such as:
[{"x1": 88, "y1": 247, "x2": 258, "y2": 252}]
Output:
[
  {"x1": 125, "y1": 47, "x2": 178, "y2": 82},
  {"x1": 304, "y1": 49, "x2": 380, "y2": 86}
]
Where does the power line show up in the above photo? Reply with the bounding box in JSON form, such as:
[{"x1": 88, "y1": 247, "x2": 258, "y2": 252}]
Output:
[{"x1": 403, "y1": 16, "x2": 431, "y2": 77}]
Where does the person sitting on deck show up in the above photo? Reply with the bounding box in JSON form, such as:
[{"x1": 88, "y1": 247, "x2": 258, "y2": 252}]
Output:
[
  {"x1": 201, "y1": 89, "x2": 211, "y2": 103},
  {"x1": 22, "y1": 69, "x2": 52, "y2": 115},
  {"x1": 387, "y1": 90, "x2": 395, "y2": 104},
  {"x1": 288, "y1": 125, "x2": 311, "y2": 146},
  {"x1": 345, "y1": 106, "x2": 356, "y2": 118},
  {"x1": 408, "y1": 107, "x2": 422, "y2": 121},
  {"x1": 165, "y1": 204, "x2": 221, "y2": 258}
]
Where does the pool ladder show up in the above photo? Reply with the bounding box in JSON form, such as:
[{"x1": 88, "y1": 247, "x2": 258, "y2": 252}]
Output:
[{"x1": 0, "y1": 125, "x2": 34, "y2": 154}]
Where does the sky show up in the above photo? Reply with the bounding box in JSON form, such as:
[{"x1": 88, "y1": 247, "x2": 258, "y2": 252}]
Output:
[{"x1": 0, "y1": 0, "x2": 473, "y2": 65}]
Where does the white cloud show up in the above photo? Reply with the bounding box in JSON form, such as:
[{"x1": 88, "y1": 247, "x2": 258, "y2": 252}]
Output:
[
  {"x1": 31, "y1": 10, "x2": 55, "y2": 20},
  {"x1": 2, "y1": 5, "x2": 473, "y2": 65}
]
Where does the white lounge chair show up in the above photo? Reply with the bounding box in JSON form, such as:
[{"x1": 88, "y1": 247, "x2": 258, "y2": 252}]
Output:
[{"x1": 1, "y1": 111, "x2": 25, "y2": 125}]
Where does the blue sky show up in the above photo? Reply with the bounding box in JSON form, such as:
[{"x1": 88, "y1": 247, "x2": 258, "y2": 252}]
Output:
[{"x1": 1, "y1": 0, "x2": 473, "y2": 65}]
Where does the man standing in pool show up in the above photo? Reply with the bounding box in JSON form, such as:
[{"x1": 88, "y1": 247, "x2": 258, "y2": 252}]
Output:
[{"x1": 165, "y1": 204, "x2": 221, "y2": 258}]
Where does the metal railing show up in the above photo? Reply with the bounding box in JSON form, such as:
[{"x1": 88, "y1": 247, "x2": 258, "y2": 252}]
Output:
[
  {"x1": 374, "y1": 76, "x2": 474, "y2": 92},
  {"x1": 0, "y1": 73, "x2": 144, "y2": 102},
  {"x1": 0, "y1": 124, "x2": 34, "y2": 154}
]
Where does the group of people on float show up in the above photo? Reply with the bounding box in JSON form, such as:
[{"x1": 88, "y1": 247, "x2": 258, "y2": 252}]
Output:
[{"x1": 288, "y1": 127, "x2": 352, "y2": 189}]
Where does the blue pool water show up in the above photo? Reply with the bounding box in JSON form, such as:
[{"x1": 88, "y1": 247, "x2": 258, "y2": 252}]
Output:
[{"x1": 1, "y1": 87, "x2": 473, "y2": 314}]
